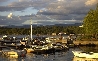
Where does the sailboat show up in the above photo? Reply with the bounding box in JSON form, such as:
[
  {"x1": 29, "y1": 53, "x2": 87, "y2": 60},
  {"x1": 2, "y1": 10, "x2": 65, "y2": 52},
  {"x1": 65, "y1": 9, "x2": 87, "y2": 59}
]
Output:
[{"x1": 24, "y1": 20, "x2": 35, "y2": 53}]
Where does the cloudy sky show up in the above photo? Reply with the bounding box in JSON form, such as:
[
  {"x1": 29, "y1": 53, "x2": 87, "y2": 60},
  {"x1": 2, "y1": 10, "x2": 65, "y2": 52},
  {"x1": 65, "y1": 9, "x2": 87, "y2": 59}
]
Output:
[{"x1": 0, "y1": 0, "x2": 97, "y2": 26}]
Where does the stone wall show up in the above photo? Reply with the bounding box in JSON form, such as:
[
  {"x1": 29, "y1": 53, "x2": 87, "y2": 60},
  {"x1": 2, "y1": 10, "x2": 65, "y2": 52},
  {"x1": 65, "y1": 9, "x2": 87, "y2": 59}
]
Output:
[{"x1": 73, "y1": 41, "x2": 98, "y2": 45}]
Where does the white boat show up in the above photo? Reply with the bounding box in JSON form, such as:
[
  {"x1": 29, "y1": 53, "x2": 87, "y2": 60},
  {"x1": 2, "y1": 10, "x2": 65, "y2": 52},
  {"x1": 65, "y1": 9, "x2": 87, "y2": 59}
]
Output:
[
  {"x1": 33, "y1": 45, "x2": 49, "y2": 53},
  {"x1": 2, "y1": 49, "x2": 27, "y2": 58},
  {"x1": 72, "y1": 51, "x2": 98, "y2": 59},
  {"x1": 73, "y1": 56, "x2": 98, "y2": 61}
]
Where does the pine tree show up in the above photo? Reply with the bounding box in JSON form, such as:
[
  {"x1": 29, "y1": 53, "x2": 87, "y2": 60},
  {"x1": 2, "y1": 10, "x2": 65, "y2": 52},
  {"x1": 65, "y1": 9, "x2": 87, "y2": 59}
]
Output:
[{"x1": 83, "y1": 4, "x2": 98, "y2": 38}]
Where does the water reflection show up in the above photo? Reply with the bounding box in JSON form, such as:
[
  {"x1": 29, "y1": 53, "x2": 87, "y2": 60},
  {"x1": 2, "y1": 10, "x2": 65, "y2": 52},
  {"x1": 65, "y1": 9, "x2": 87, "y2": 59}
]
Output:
[
  {"x1": 79, "y1": 46, "x2": 98, "y2": 52},
  {"x1": 0, "y1": 57, "x2": 24, "y2": 61},
  {"x1": 0, "y1": 49, "x2": 74, "y2": 61},
  {"x1": 0, "y1": 47, "x2": 98, "y2": 61}
]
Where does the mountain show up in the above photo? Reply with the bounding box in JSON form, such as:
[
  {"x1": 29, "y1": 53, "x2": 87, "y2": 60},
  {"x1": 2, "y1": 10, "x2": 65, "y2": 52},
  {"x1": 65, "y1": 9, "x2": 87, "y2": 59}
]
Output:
[{"x1": 1, "y1": 23, "x2": 82, "y2": 28}]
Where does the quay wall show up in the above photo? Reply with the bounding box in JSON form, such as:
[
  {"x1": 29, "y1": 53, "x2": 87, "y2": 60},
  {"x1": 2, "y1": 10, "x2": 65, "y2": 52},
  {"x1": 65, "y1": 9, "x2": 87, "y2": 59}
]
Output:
[
  {"x1": 73, "y1": 41, "x2": 98, "y2": 45},
  {"x1": 56, "y1": 39, "x2": 98, "y2": 45}
]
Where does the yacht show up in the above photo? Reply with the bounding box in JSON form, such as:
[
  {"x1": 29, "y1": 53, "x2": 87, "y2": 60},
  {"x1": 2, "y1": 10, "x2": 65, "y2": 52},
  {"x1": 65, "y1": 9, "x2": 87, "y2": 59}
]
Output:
[
  {"x1": 72, "y1": 51, "x2": 98, "y2": 59},
  {"x1": 73, "y1": 56, "x2": 98, "y2": 61}
]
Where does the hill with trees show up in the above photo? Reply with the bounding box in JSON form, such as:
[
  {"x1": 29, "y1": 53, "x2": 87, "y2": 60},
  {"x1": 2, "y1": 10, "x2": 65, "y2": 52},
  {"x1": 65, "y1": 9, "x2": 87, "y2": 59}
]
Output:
[{"x1": 79, "y1": 4, "x2": 98, "y2": 40}]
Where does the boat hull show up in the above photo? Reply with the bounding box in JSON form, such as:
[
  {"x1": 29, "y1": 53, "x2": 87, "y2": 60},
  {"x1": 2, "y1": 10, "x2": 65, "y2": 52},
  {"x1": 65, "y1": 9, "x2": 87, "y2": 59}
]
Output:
[
  {"x1": 2, "y1": 49, "x2": 27, "y2": 58},
  {"x1": 73, "y1": 56, "x2": 98, "y2": 61},
  {"x1": 72, "y1": 51, "x2": 98, "y2": 59}
]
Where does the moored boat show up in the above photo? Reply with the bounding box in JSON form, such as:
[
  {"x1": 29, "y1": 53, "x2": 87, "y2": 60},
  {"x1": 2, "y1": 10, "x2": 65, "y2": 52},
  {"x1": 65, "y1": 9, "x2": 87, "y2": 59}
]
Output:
[
  {"x1": 24, "y1": 45, "x2": 36, "y2": 53},
  {"x1": 32, "y1": 45, "x2": 49, "y2": 54},
  {"x1": 52, "y1": 42, "x2": 68, "y2": 52},
  {"x1": 2, "y1": 49, "x2": 27, "y2": 58},
  {"x1": 25, "y1": 48, "x2": 34, "y2": 53},
  {"x1": 73, "y1": 56, "x2": 98, "y2": 61},
  {"x1": 72, "y1": 51, "x2": 98, "y2": 59}
]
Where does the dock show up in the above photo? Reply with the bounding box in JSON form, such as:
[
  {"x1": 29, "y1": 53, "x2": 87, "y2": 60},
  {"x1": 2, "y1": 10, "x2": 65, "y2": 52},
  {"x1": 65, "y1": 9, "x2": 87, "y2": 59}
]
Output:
[{"x1": 54, "y1": 39, "x2": 98, "y2": 47}]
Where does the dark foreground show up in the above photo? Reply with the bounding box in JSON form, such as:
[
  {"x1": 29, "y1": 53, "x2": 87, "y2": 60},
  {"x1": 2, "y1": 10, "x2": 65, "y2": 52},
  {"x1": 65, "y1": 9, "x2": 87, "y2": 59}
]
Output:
[{"x1": 0, "y1": 46, "x2": 98, "y2": 61}]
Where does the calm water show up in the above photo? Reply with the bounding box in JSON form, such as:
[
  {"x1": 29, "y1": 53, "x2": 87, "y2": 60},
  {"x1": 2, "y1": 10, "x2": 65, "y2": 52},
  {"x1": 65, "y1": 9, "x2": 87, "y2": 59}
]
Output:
[
  {"x1": 0, "y1": 35, "x2": 98, "y2": 61},
  {"x1": 1, "y1": 47, "x2": 98, "y2": 61},
  {"x1": 0, "y1": 35, "x2": 73, "y2": 61},
  {"x1": 0, "y1": 49, "x2": 74, "y2": 61}
]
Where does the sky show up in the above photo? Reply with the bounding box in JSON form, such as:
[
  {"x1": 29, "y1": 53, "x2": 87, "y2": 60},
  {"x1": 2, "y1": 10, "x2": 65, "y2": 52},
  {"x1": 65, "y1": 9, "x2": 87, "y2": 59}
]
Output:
[{"x1": 0, "y1": 0, "x2": 97, "y2": 26}]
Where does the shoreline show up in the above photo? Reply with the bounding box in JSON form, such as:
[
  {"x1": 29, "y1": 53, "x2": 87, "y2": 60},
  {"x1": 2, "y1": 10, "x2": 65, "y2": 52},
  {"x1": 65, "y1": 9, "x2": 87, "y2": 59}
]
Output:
[
  {"x1": 55, "y1": 39, "x2": 98, "y2": 45},
  {"x1": 73, "y1": 40, "x2": 98, "y2": 45}
]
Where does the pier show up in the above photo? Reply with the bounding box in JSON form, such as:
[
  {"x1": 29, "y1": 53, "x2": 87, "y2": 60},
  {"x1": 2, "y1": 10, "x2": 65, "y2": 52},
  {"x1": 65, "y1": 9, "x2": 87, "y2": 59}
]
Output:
[
  {"x1": 73, "y1": 41, "x2": 98, "y2": 45},
  {"x1": 55, "y1": 39, "x2": 98, "y2": 47}
]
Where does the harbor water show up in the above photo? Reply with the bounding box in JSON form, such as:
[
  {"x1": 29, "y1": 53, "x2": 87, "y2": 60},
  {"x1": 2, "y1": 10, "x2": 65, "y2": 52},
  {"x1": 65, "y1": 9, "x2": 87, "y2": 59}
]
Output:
[
  {"x1": 0, "y1": 35, "x2": 98, "y2": 61},
  {"x1": 0, "y1": 48, "x2": 74, "y2": 61},
  {"x1": 1, "y1": 47, "x2": 98, "y2": 61}
]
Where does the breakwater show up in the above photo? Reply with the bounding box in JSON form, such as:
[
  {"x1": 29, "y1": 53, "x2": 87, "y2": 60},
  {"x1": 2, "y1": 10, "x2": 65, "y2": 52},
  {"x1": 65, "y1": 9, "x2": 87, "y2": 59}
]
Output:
[
  {"x1": 55, "y1": 39, "x2": 98, "y2": 45},
  {"x1": 73, "y1": 41, "x2": 98, "y2": 45}
]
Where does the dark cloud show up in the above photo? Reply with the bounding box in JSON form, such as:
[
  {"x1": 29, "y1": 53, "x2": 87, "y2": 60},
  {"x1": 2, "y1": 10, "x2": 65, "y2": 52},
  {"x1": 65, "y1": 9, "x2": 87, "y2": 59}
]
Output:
[
  {"x1": 0, "y1": 6, "x2": 26, "y2": 11},
  {"x1": 0, "y1": 14, "x2": 51, "y2": 25},
  {"x1": 0, "y1": 0, "x2": 8, "y2": 2},
  {"x1": 8, "y1": 0, "x2": 56, "y2": 9},
  {"x1": 0, "y1": 0, "x2": 53, "y2": 12},
  {"x1": 36, "y1": 0, "x2": 97, "y2": 20},
  {"x1": 0, "y1": 0, "x2": 97, "y2": 25},
  {"x1": 0, "y1": 16, "x2": 24, "y2": 25}
]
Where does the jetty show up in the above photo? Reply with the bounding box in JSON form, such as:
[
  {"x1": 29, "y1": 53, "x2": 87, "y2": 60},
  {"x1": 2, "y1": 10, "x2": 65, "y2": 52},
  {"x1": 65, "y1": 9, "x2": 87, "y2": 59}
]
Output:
[{"x1": 54, "y1": 39, "x2": 98, "y2": 47}]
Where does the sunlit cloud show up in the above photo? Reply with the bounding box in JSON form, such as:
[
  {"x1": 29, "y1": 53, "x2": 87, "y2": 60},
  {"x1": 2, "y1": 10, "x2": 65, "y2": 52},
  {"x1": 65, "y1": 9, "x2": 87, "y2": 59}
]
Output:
[
  {"x1": 85, "y1": 0, "x2": 97, "y2": 6},
  {"x1": 7, "y1": 13, "x2": 13, "y2": 18},
  {"x1": 0, "y1": 0, "x2": 97, "y2": 26},
  {"x1": 18, "y1": 0, "x2": 32, "y2": 2},
  {"x1": 58, "y1": 0, "x2": 64, "y2": 1}
]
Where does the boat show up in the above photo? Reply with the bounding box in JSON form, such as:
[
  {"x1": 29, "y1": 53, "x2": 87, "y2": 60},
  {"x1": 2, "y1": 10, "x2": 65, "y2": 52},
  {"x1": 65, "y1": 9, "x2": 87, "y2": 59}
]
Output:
[
  {"x1": 24, "y1": 45, "x2": 37, "y2": 53},
  {"x1": 2, "y1": 49, "x2": 27, "y2": 58},
  {"x1": 0, "y1": 35, "x2": 21, "y2": 47},
  {"x1": 25, "y1": 36, "x2": 50, "y2": 53},
  {"x1": 66, "y1": 38, "x2": 74, "y2": 48},
  {"x1": 52, "y1": 42, "x2": 64, "y2": 51},
  {"x1": 73, "y1": 56, "x2": 98, "y2": 61},
  {"x1": 25, "y1": 48, "x2": 34, "y2": 53},
  {"x1": 1, "y1": 35, "x2": 17, "y2": 41},
  {"x1": 32, "y1": 45, "x2": 48, "y2": 54},
  {"x1": 52, "y1": 42, "x2": 68, "y2": 52},
  {"x1": 0, "y1": 45, "x2": 27, "y2": 58},
  {"x1": 72, "y1": 51, "x2": 98, "y2": 59},
  {"x1": 0, "y1": 46, "x2": 7, "y2": 55}
]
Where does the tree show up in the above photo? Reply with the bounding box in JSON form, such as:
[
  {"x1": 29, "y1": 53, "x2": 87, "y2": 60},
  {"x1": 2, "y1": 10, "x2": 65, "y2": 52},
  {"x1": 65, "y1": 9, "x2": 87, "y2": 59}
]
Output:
[{"x1": 83, "y1": 4, "x2": 98, "y2": 38}]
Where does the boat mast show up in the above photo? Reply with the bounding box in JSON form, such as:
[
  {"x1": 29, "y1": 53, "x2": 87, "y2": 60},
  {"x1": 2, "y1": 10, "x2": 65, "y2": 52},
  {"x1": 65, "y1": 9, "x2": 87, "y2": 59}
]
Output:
[{"x1": 30, "y1": 20, "x2": 32, "y2": 41}]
